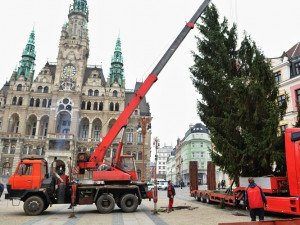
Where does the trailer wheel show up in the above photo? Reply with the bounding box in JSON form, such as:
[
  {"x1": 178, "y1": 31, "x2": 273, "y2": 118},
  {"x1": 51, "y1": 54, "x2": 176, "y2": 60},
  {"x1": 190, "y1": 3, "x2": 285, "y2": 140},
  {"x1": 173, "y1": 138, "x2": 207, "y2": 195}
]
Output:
[
  {"x1": 96, "y1": 194, "x2": 115, "y2": 213},
  {"x1": 23, "y1": 196, "x2": 45, "y2": 216},
  {"x1": 200, "y1": 193, "x2": 206, "y2": 203},
  {"x1": 205, "y1": 194, "x2": 210, "y2": 204},
  {"x1": 120, "y1": 194, "x2": 138, "y2": 212}
]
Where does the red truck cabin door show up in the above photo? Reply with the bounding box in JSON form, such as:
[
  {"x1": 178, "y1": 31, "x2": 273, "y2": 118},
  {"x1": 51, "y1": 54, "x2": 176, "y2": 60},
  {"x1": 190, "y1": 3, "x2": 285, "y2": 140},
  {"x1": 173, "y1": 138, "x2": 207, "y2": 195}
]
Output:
[{"x1": 13, "y1": 163, "x2": 34, "y2": 189}]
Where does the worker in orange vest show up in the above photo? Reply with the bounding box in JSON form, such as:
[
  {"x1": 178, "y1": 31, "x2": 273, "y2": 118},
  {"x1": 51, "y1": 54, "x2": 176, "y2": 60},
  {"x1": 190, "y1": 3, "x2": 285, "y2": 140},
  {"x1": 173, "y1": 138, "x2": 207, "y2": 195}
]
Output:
[{"x1": 245, "y1": 177, "x2": 268, "y2": 221}]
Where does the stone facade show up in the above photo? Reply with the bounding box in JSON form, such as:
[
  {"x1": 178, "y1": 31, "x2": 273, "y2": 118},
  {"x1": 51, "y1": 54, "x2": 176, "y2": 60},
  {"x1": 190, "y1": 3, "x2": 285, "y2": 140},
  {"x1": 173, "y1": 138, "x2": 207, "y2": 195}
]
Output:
[{"x1": 0, "y1": 0, "x2": 151, "y2": 181}]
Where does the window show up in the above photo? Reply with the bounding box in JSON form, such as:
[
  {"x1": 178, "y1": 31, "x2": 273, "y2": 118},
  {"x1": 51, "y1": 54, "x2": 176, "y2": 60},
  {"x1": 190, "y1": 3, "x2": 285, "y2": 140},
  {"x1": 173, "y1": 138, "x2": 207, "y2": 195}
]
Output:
[
  {"x1": 201, "y1": 142, "x2": 203, "y2": 147},
  {"x1": 44, "y1": 86, "x2": 49, "y2": 93},
  {"x1": 81, "y1": 101, "x2": 86, "y2": 110},
  {"x1": 48, "y1": 99, "x2": 52, "y2": 108},
  {"x1": 201, "y1": 152, "x2": 204, "y2": 158},
  {"x1": 138, "y1": 151, "x2": 142, "y2": 160},
  {"x1": 132, "y1": 151, "x2": 136, "y2": 160},
  {"x1": 296, "y1": 62, "x2": 300, "y2": 76},
  {"x1": 191, "y1": 142, "x2": 194, "y2": 148},
  {"x1": 73, "y1": 24, "x2": 77, "y2": 35},
  {"x1": 93, "y1": 102, "x2": 98, "y2": 110},
  {"x1": 106, "y1": 149, "x2": 111, "y2": 158},
  {"x1": 42, "y1": 99, "x2": 47, "y2": 107},
  {"x1": 36, "y1": 99, "x2": 40, "y2": 107},
  {"x1": 17, "y1": 164, "x2": 33, "y2": 175},
  {"x1": 201, "y1": 162, "x2": 205, "y2": 169},
  {"x1": 277, "y1": 95, "x2": 285, "y2": 106},
  {"x1": 137, "y1": 133, "x2": 143, "y2": 143},
  {"x1": 88, "y1": 89, "x2": 93, "y2": 96},
  {"x1": 113, "y1": 90, "x2": 118, "y2": 97},
  {"x1": 94, "y1": 90, "x2": 99, "y2": 96},
  {"x1": 110, "y1": 102, "x2": 114, "y2": 111},
  {"x1": 81, "y1": 125, "x2": 89, "y2": 138},
  {"x1": 296, "y1": 89, "x2": 300, "y2": 103},
  {"x1": 94, "y1": 125, "x2": 101, "y2": 139},
  {"x1": 87, "y1": 102, "x2": 91, "y2": 110},
  {"x1": 43, "y1": 123, "x2": 48, "y2": 136},
  {"x1": 274, "y1": 71, "x2": 281, "y2": 82},
  {"x1": 113, "y1": 149, "x2": 117, "y2": 157},
  {"x1": 17, "y1": 84, "x2": 22, "y2": 91},
  {"x1": 29, "y1": 98, "x2": 34, "y2": 106},
  {"x1": 37, "y1": 86, "x2": 43, "y2": 93},
  {"x1": 127, "y1": 129, "x2": 133, "y2": 143},
  {"x1": 115, "y1": 103, "x2": 119, "y2": 111},
  {"x1": 12, "y1": 97, "x2": 17, "y2": 105},
  {"x1": 31, "y1": 122, "x2": 36, "y2": 136},
  {"x1": 99, "y1": 102, "x2": 103, "y2": 111},
  {"x1": 280, "y1": 124, "x2": 288, "y2": 133},
  {"x1": 18, "y1": 97, "x2": 23, "y2": 106}
]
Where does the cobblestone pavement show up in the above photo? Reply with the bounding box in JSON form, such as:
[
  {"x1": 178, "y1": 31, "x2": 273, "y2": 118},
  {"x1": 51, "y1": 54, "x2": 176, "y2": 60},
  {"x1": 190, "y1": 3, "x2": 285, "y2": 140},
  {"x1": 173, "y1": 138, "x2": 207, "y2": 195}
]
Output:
[{"x1": 0, "y1": 186, "x2": 290, "y2": 225}]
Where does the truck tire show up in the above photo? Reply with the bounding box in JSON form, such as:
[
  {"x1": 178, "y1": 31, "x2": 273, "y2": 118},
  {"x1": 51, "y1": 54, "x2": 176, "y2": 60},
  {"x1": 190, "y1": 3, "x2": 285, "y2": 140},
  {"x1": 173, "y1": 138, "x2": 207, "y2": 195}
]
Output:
[
  {"x1": 205, "y1": 194, "x2": 211, "y2": 204},
  {"x1": 200, "y1": 193, "x2": 206, "y2": 203},
  {"x1": 96, "y1": 194, "x2": 115, "y2": 213},
  {"x1": 43, "y1": 202, "x2": 49, "y2": 211},
  {"x1": 23, "y1": 196, "x2": 45, "y2": 216},
  {"x1": 120, "y1": 194, "x2": 138, "y2": 212}
]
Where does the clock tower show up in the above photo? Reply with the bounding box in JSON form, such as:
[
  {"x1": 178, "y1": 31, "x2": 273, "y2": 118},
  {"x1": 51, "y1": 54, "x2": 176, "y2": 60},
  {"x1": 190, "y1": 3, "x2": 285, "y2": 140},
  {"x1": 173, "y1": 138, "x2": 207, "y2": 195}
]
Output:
[{"x1": 54, "y1": 0, "x2": 89, "y2": 92}]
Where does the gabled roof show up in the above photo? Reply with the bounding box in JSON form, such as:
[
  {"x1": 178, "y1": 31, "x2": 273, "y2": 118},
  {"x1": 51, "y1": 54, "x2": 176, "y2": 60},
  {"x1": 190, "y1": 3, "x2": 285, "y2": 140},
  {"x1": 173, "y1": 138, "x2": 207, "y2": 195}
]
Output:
[{"x1": 285, "y1": 42, "x2": 300, "y2": 60}]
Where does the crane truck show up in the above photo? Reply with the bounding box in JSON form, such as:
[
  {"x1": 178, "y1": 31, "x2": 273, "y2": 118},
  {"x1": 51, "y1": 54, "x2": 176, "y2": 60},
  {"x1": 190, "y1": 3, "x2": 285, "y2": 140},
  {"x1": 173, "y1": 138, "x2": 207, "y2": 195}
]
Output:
[
  {"x1": 5, "y1": 0, "x2": 212, "y2": 216},
  {"x1": 190, "y1": 128, "x2": 300, "y2": 216}
]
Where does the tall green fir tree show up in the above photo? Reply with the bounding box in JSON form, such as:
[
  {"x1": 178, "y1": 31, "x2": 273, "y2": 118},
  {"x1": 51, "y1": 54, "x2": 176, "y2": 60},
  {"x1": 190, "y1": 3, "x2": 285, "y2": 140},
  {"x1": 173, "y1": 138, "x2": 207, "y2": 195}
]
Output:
[{"x1": 190, "y1": 4, "x2": 287, "y2": 184}]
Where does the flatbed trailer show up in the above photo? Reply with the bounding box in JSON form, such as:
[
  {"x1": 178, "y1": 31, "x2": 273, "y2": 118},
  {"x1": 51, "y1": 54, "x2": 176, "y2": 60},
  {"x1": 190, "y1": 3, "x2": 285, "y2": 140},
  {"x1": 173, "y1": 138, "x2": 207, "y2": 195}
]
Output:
[{"x1": 189, "y1": 128, "x2": 300, "y2": 216}]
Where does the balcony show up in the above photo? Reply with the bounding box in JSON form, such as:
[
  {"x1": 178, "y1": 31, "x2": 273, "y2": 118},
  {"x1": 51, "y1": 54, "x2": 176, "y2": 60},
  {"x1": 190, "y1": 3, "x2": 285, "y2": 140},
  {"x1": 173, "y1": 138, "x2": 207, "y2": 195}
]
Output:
[
  {"x1": 47, "y1": 133, "x2": 74, "y2": 140},
  {"x1": 0, "y1": 132, "x2": 21, "y2": 139}
]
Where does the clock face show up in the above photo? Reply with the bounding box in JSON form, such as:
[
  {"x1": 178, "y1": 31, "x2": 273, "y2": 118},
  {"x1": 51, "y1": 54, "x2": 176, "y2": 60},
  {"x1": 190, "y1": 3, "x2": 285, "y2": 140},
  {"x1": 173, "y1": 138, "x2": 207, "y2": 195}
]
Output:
[{"x1": 63, "y1": 65, "x2": 76, "y2": 77}]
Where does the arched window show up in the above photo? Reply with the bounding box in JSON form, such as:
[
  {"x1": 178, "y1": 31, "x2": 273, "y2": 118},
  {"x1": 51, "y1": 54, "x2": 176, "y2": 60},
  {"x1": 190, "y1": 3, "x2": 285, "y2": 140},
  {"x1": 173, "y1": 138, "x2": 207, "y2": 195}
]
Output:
[
  {"x1": 35, "y1": 99, "x2": 40, "y2": 107},
  {"x1": 88, "y1": 89, "x2": 93, "y2": 96},
  {"x1": 17, "y1": 84, "x2": 22, "y2": 91},
  {"x1": 48, "y1": 99, "x2": 52, "y2": 107},
  {"x1": 42, "y1": 99, "x2": 47, "y2": 107},
  {"x1": 109, "y1": 102, "x2": 114, "y2": 111},
  {"x1": 113, "y1": 90, "x2": 118, "y2": 97},
  {"x1": 115, "y1": 103, "x2": 119, "y2": 111},
  {"x1": 99, "y1": 102, "x2": 103, "y2": 111},
  {"x1": 44, "y1": 86, "x2": 49, "y2": 93},
  {"x1": 138, "y1": 151, "x2": 142, "y2": 160},
  {"x1": 87, "y1": 102, "x2": 91, "y2": 110},
  {"x1": 94, "y1": 90, "x2": 99, "y2": 96},
  {"x1": 37, "y1": 86, "x2": 43, "y2": 93},
  {"x1": 30, "y1": 98, "x2": 34, "y2": 107},
  {"x1": 81, "y1": 101, "x2": 86, "y2": 110},
  {"x1": 18, "y1": 97, "x2": 23, "y2": 106},
  {"x1": 93, "y1": 102, "x2": 98, "y2": 110},
  {"x1": 12, "y1": 97, "x2": 17, "y2": 105},
  {"x1": 113, "y1": 149, "x2": 117, "y2": 157}
]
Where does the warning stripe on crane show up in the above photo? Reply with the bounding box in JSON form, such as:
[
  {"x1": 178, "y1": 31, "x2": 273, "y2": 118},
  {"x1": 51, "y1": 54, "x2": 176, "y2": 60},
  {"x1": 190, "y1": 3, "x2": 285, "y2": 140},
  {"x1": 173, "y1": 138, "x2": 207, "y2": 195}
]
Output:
[{"x1": 235, "y1": 191, "x2": 244, "y2": 200}]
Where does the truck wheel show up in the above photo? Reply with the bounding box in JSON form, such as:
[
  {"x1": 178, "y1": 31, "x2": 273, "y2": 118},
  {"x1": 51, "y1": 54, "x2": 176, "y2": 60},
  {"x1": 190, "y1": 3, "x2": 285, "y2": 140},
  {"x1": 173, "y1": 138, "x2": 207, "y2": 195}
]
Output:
[
  {"x1": 23, "y1": 196, "x2": 45, "y2": 216},
  {"x1": 96, "y1": 194, "x2": 115, "y2": 213},
  {"x1": 235, "y1": 200, "x2": 240, "y2": 206},
  {"x1": 120, "y1": 194, "x2": 138, "y2": 212},
  {"x1": 205, "y1": 194, "x2": 210, "y2": 204},
  {"x1": 43, "y1": 202, "x2": 49, "y2": 211},
  {"x1": 200, "y1": 193, "x2": 206, "y2": 203}
]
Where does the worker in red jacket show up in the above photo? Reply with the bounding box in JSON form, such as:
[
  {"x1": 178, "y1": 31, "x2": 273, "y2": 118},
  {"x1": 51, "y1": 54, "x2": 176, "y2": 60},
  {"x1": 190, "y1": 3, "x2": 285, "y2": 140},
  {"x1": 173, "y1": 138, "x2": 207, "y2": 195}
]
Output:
[
  {"x1": 167, "y1": 180, "x2": 176, "y2": 213},
  {"x1": 245, "y1": 177, "x2": 268, "y2": 221}
]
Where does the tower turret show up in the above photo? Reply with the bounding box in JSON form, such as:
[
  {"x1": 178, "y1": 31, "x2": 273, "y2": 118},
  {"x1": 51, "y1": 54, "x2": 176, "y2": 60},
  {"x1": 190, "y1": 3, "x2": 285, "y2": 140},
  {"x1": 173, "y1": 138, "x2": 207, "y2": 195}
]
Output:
[
  {"x1": 69, "y1": 0, "x2": 89, "y2": 22},
  {"x1": 14, "y1": 28, "x2": 36, "y2": 82},
  {"x1": 109, "y1": 36, "x2": 124, "y2": 87}
]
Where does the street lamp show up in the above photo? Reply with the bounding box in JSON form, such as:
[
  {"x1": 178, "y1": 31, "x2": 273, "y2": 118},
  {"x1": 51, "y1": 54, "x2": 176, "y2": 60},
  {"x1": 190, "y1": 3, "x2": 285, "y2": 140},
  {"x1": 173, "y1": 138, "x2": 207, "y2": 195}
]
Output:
[
  {"x1": 137, "y1": 117, "x2": 152, "y2": 182},
  {"x1": 153, "y1": 136, "x2": 160, "y2": 214}
]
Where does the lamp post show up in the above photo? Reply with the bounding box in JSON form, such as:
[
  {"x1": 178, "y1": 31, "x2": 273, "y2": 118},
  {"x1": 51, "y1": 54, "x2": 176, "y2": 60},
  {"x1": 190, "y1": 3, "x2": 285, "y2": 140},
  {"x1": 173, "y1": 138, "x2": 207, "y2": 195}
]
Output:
[
  {"x1": 137, "y1": 117, "x2": 152, "y2": 182},
  {"x1": 153, "y1": 136, "x2": 160, "y2": 214}
]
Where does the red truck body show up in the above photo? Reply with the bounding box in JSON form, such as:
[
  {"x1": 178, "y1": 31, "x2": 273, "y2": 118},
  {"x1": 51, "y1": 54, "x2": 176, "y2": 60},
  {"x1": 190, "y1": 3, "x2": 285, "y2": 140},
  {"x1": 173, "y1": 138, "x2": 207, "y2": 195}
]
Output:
[{"x1": 190, "y1": 128, "x2": 300, "y2": 215}]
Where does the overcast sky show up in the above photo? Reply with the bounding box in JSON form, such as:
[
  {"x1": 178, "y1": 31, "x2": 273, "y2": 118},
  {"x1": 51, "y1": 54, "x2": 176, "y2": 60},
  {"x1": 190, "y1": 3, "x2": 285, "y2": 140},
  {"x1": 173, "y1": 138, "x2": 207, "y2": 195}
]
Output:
[{"x1": 1, "y1": 0, "x2": 300, "y2": 152}]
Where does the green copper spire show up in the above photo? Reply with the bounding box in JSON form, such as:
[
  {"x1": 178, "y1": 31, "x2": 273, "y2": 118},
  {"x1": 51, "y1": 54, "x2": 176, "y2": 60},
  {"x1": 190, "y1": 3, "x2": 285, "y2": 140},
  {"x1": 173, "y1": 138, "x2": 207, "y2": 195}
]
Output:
[
  {"x1": 109, "y1": 36, "x2": 124, "y2": 87},
  {"x1": 70, "y1": 0, "x2": 89, "y2": 22},
  {"x1": 15, "y1": 28, "x2": 36, "y2": 81}
]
